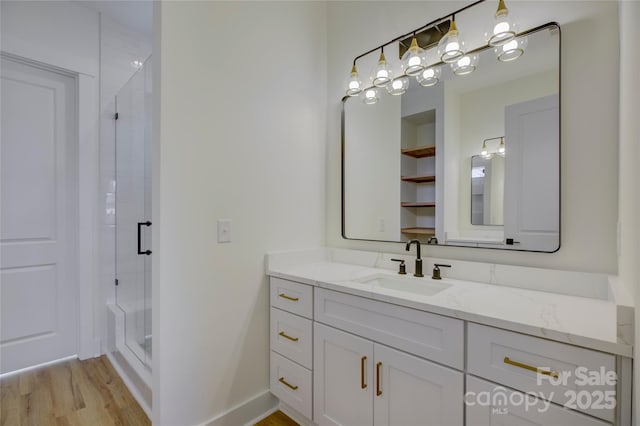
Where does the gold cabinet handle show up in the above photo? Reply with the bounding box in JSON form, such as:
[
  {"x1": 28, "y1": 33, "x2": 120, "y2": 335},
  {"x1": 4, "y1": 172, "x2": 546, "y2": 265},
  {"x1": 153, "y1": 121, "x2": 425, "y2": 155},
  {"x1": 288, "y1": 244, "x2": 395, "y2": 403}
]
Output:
[
  {"x1": 278, "y1": 293, "x2": 299, "y2": 302},
  {"x1": 279, "y1": 331, "x2": 299, "y2": 342},
  {"x1": 361, "y1": 356, "x2": 367, "y2": 389},
  {"x1": 278, "y1": 377, "x2": 298, "y2": 390},
  {"x1": 503, "y1": 357, "x2": 559, "y2": 379},
  {"x1": 376, "y1": 362, "x2": 382, "y2": 396}
]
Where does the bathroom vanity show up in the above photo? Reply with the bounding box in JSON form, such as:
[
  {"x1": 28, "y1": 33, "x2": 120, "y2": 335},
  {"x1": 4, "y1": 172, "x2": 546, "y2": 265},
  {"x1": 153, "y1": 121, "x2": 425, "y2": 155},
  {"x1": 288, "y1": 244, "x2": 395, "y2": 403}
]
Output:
[{"x1": 266, "y1": 248, "x2": 632, "y2": 426}]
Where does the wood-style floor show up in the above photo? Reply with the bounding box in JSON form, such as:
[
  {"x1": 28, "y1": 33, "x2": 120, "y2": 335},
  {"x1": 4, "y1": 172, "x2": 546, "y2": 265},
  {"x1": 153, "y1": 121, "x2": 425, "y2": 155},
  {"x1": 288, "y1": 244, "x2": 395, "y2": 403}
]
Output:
[
  {"x1": 255, "y1": 410, "x2": 298, "y2": 426},
  {"x1": 0, "y1": 356, "x2": 150, "y2": 426}
]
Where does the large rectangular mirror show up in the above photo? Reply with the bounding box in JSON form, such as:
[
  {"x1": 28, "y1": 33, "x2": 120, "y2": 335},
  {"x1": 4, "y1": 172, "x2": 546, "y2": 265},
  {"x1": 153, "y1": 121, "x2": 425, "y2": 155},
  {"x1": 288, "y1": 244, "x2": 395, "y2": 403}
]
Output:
[{"x1": 342, "y1": 23, "x2": 560, "y2": 252}]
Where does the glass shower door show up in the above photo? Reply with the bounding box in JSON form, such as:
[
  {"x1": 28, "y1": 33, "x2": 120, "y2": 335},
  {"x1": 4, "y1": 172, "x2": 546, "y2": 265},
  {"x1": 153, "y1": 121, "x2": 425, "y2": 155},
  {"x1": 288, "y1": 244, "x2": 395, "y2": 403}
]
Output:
[{"x1": 115, "y1": 57, "x2": 152, "y2": 368}]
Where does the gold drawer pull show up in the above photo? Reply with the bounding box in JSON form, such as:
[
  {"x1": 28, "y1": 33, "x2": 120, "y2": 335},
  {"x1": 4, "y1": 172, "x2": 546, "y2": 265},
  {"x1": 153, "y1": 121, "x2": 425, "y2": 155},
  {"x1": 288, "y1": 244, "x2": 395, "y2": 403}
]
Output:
[
  {"x1": 503, "y1": 357, "x2": 559, "y2": 379},
  {"x1": 278, "y1": 293, "x2": 299, "y2": 302},
  {"x1": 279, "y1": 377, "x2": 298, "y2": 390},
  {"x1": 279, "y1": 331, "x2": 299, "y2": 342},
  {"x1": 376, "y1": 362, "x2": 382, "y2": 396},
  {"x1": 361, "y1": 356, "x2": 367, "y2": 389}
]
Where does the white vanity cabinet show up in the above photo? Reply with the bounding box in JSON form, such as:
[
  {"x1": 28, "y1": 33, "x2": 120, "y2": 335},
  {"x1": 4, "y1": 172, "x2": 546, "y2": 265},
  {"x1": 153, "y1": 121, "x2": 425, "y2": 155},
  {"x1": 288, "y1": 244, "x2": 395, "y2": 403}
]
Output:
[{"x1": 313, "y1": 323, "x2": 464, "y2": 426}]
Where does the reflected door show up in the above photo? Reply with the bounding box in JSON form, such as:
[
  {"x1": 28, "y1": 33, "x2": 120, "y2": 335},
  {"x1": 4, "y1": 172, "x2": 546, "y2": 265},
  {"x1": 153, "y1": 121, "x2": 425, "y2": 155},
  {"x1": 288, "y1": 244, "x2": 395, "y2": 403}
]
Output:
[{"x1": 115, "y1": 58, "x2": 152, "y2": 367}]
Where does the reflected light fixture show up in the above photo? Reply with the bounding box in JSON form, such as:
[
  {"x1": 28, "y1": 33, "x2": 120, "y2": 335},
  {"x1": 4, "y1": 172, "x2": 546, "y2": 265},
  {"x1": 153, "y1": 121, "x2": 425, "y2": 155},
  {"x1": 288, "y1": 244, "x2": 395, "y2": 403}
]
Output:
[
  {"x1": 401, "y1": 35, "x2": 426, "y2": 76},
  {"x1": 131, "y1": 60, "x2": 143, "y2": 69},
  {"x1": 481, "y1": 141, "x2": 490, "y2": 158},
  {"x1": 345, "y1": 63, "x2": 363, "y2": 96},
  {"x1": 451, "y1": 54, "x2": 478, "y2": 76},
  {"x1": 496, "y1": 37, "x2": 528, "y2": 62},
  {"x1": 417, "y1": 66, "x2": 441, "y2": 87},
  {"x1": 485, "y1": 0, "x2": 518, "y2": 46},
  {"x1": 372, "y1": 48, "x2": 393, "y2": 87},
  {"x1": 362, "y1": 87, "x2": 380, "y2": 105},
  {"x1": 437, "y1": 18, "x2": 465, "y2": 63},
  {"x1": 387, "y1": 76, "x2": 410, "y2": 95},
  {"x1": 497, "y1": 137, "x2": 506, "y2": 156}
]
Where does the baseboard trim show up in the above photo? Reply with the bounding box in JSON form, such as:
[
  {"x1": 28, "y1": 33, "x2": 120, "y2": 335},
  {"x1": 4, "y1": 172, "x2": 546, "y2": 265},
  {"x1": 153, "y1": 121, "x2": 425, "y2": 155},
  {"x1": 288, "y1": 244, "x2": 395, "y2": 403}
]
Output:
[
  {"x1": 199, "y1": 390, "x2": 278, "y2": 426},
  {"x1": 106, "y1": 352, "x2": 152, "y2": 419},
  {"x1": 279, "y1": 402, "x2": 314, "y2": 426}
]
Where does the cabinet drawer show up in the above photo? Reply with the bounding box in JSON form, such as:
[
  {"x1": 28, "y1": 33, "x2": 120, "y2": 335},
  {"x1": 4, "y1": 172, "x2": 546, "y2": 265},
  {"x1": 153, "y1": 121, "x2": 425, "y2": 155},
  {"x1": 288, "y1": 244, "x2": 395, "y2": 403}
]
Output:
[
  {"x1": 466, "y1": 376, "x2": 609, "y2": 426},
  {"x1": 270, "y1": 351, "x2": 312, "y2": 419},
  {"x1": 467, "y1": 323, "x2": 616, "y2": 422},
  {"x1": 270, "y1": 277, "x2": 313, "y2": 319},
  {"x1": 314, "y1": 288, "x2": 464, "y2": 369},
  {"x1": 270, "y1": 308, "x2": 312, "y2": 369}
]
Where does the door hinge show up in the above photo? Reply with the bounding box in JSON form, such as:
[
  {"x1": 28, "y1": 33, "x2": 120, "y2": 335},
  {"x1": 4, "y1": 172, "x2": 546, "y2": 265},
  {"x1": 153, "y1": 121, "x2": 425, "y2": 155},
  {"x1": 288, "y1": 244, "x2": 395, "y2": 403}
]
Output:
[
  {"x1": 115, "y1": 112, "x2": 119, "y2": 120},
  {"x1": 115, "y1": 278, "x2": 119, "y2": 286}
]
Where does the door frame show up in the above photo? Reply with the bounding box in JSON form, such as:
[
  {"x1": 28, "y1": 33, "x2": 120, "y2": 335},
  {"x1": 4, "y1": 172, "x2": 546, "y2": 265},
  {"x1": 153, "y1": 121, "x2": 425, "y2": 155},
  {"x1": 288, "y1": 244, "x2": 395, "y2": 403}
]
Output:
[{"x1": 1, "y1": 51, "x2": 99, "y2": 362}]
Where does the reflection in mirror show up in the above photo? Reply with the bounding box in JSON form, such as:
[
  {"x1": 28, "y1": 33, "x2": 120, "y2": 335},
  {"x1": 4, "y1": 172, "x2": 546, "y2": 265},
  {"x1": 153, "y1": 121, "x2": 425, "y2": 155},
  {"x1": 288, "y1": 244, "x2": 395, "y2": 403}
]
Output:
[
  {"x1": 342, "y1": 23, "x2": 560, "y2": 252},
  {"x1": 471, "y1": 155, "x2": 504, "y2": 226}
]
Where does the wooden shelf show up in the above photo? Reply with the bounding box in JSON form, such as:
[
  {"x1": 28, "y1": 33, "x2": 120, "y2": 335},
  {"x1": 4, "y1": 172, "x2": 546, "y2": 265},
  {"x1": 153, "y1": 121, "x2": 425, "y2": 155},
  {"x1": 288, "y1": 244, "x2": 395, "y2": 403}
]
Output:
[
  {"x1": 401, "y1": 145, "x2": 436, "y2": 158},
  {"x1": 401, "y1": 227, "x2": 436, "y2": 235},
  {"x1": 401, "y1": 175, "x2": 436, "y2": 183},
  {"x1": 401, "y1": 202, "x2": 436, "y2": 208}
]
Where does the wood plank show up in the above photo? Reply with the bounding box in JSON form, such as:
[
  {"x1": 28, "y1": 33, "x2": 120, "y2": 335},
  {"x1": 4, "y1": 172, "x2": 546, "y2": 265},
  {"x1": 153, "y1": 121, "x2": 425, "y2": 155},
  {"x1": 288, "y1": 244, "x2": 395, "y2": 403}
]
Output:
[
  {"x1": 401, "y1": 145, "x2": 436, "y2": 158},
  {"x1": 0, "y1": 356, "x2": 150, "y2": 426},
  {"x1": 255, "y1": 410, "x2": 299, "y2": 426},
  {"x1": 401, "y1": 202, "x2": 436, "y2": 208},
  {"x1": 401, "y1": 175, "x2": 436, "y2": 183},
  {"x1": 401, "y1": 227, "x2": 436, "y2": 235}
]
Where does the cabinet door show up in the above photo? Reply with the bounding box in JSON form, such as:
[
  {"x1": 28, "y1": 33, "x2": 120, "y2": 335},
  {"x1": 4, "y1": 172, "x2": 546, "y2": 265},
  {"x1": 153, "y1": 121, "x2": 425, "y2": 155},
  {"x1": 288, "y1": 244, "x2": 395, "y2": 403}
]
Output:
[
  {"x1": 465, "y1": 376, "x2": 609, "y2": 426},
  {"x1": 373, "y1": 344, "x2": 463, "y2": 426},
  {"x1": 314, "y1": 323, "x2": 374, "y2": 426}
]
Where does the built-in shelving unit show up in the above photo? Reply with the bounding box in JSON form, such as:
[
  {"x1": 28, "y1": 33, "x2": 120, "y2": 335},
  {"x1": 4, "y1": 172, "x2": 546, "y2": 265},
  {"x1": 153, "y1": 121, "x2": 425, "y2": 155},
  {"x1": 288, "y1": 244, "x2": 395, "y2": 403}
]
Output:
[
  {"x1": 401, "y1": 175, "x2": 436, "y2": 183},
  {"x1": 401, "y1": 202, "x2": 436, "y2": 208},
  {"x1": 401, "y1": 227, "x2": 436, "y2": 235},
  {"x1": 401, "y1": 145, "x2": 436, "y2": 158}
]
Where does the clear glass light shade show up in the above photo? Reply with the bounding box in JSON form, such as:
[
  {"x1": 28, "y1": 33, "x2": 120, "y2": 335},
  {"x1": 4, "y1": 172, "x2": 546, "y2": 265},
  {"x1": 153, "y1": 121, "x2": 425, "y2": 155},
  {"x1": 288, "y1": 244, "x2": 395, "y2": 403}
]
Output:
[
  {"x1": 451, "y1": 54, "x2": 478, "y2": 76},
  {"x1": 416, "y1": 66, "x2": 441, "y2": 87},
  {"x1": 497, "y1": 138, "x2": 506, "y2": 156},
  {"x1": 361, "y1": 87, "x2": 380, "y2": 105},
  {"x1": 485, "y1": 12, "x2": 518, "y2": 46},
  {"x1": 401, "y1": 37, "x2": 426, "y2": 76},
  {"x1": 372, "y1": 51, "x2": 393, "y2": 87},
  {"x1": 387, "y1": 76, "x2": 409, "y2": 95},
  {"x1": 437, "y1": 21, "x2": 465, "y2": 63},
  {"x1": 345, "y1": 65, "x2": 363, "y2": 96},
  {"x1": 481, "y1": 141, "x2": 493, "y2": 158},
  {"x1": 495, "y1": 37, "x2": 527, "y2": 62}
]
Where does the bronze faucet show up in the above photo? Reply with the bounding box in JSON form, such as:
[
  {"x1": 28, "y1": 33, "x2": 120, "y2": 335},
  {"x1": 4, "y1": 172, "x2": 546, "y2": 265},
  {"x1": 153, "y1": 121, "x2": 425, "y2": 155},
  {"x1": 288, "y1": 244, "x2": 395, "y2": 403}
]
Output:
[{"x1": 405, "y1": 240, "x2": 423, "y2": 277}]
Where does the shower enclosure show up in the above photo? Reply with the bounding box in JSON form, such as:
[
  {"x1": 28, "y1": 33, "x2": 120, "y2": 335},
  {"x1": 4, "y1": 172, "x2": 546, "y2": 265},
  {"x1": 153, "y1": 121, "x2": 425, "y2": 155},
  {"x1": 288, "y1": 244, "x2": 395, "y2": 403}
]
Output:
[{"x1": 115, "y1": 57, "x2": 152, "y2": 369}]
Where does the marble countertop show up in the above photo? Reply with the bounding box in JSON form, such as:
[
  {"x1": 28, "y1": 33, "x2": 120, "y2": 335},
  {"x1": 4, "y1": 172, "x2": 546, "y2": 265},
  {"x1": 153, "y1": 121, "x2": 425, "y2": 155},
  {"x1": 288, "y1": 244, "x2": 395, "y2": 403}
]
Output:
[{"x1": 267, "y1": 254, "x2": 632, "y2": 357}]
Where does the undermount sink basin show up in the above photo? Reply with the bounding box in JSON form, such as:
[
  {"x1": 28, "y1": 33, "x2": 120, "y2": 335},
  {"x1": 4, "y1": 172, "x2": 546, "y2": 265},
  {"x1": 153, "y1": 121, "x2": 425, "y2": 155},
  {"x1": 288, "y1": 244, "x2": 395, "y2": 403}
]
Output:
[{"x1": 357, "y1": 273, "x2": 451, "y2": 297}]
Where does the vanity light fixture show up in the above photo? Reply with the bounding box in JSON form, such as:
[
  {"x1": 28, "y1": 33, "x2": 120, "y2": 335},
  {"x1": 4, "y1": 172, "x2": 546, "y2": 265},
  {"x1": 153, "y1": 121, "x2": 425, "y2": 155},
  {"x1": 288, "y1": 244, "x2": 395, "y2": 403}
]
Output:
[
  {"x1": 362, "y1": 87, "x2": 380, "y2": 105},
  {"x1": 401, "y1": 34, "x2": 426, "y2": 76},
  {"x1": 417, "y1": 66, "x2": 441, "y2": 87},
  {"x1": 481, "y1": 141, "x2": 491, "y2": 158},
  {"x1": 372, "y1": 48, "x2": 393, "y2": 87},
  {"x1": 497, "y1": 137, "x2": 506, "y2": 156},
  {"x1": 437, "y1": 17, "x2": 466, "y2": 63},
  {"x1": 485, "y1": 0, "x2": 519, "y2": 46},
  {"x1": 451, "y1": 54, "x2": 478, "y2": 76},
  {"x1": 496, "y1": 37, "x2": 528, "y2": 62},
  {"x1": 387, "y1": 76, "x2": 410, "y2": 96},
  {"x1": 481, "y1": 136, "x2": 505, "y2": 158},
  {"x1": 345, "y1": 63, "x2": 363, "y2": 96}
]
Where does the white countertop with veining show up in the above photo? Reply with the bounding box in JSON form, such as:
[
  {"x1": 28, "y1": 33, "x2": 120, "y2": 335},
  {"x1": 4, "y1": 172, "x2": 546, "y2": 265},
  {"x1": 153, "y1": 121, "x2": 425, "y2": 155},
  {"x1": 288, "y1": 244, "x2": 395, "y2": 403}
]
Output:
[{"x1": 266, "y1": 249, "x2": 633, "y2": 357}]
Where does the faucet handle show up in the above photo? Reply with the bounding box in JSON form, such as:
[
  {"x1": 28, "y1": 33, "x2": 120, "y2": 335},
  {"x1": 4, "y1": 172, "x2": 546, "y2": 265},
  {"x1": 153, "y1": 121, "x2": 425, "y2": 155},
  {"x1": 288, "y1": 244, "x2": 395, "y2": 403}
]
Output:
[
  {"x1": 432, "y1": 264, "x2": 451, "y2": 280},
  {"x1": 390, "y1": 259, "x2": 407, "y2": 275}
]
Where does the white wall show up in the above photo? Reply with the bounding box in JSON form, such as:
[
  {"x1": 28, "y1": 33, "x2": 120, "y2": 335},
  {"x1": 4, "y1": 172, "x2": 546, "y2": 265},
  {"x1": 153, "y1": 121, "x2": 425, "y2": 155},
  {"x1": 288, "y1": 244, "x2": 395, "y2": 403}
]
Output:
[
  {"x1": 153, "y1": 2, "x2": 326, "y2": 424},
  {"x1": 327, "y1": 1, "x2": 620, "y2": 274}
]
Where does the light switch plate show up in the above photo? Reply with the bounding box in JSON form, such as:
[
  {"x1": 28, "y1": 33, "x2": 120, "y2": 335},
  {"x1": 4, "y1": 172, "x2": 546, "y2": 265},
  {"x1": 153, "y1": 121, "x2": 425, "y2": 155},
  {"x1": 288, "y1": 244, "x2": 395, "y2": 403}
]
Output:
[{"x1": 217, "y1": 219, "x2": 231, "y2": 243}]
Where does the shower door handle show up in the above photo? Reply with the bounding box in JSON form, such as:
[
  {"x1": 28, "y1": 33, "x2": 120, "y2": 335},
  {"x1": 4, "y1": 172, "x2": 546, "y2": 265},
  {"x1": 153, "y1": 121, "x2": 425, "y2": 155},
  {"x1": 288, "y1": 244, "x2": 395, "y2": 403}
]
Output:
[{"x1": 137, "y1": 221, "x2": 152, "y2": 255}]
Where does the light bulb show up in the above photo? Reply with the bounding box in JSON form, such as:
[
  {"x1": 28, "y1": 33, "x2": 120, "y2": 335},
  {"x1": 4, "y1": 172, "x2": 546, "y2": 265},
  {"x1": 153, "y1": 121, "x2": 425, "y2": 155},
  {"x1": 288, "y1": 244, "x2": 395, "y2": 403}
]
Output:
[
  {"x1": 495, "y1": 36, "x2": 527, "y2": 62},
  {"x1": 362, "y1": 88, "x2": 379, "y2": 105},
  {"x1": 498, "y1": 138, "x2": 506, "y2": 156},
  {"x1": 451, "y1": 54, "x2": 478, "y2": 76},
  {"x1": 372, "y1": 50, "x2": 393, "y2": 87},
  {"x1": 401, "y1": 37, "x2": 426, "y2": 76},
  {"x1": 417, "y1": 66, "x2": 441, "y2": 87},
  {"x1": 387, "y1": 76, "x2": 409, "y2": 96},
  {"x1": 484, "y1": 0, "x2": 519, "y2": 46},
  {"x1": 345, "y1": 64, "x2": 363, "y2": 96},
  {"x1": 437, "y1": 20, "x2": 465, "y2": 63}
]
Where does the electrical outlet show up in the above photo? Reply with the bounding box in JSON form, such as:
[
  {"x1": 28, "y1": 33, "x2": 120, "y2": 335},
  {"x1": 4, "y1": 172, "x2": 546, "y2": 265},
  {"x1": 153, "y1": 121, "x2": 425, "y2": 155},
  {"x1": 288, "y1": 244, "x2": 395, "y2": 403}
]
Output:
[{"x1": 217, "y1": 219, "x2": 231, "y2": 243}]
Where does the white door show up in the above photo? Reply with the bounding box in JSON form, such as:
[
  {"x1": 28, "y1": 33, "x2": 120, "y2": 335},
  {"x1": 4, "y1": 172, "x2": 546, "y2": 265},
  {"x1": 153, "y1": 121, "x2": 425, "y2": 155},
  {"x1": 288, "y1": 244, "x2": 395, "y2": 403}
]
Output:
[
  {"x1": 0, "y1": 56, "x2": 77, "y2": 373},
  {"x1": 314, "y1": 323, "x2": 374, "y2": 426},
  {"x1": 504, "y1": 94, "x2": 560, "y2": 251},
  {"x1": 373, "y1": 343, "x2": 464, "y2": 426}
]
